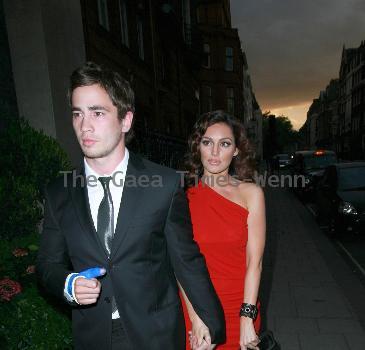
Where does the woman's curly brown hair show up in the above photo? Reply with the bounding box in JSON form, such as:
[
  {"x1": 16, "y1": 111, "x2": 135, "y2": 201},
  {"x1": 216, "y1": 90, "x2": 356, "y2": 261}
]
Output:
[{"x1": 185, "y1": 110, "x2": 256, "y2": 187}]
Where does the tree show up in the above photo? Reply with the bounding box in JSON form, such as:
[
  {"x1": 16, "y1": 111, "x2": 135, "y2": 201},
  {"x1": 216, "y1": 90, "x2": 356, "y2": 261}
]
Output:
[{"x1": 262, "y1": 112, "x2": 298, "y2": 159}]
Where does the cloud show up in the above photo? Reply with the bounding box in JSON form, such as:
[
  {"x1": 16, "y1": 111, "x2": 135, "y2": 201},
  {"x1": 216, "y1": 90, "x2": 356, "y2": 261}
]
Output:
[
  {"x1": 268, "y1": 102, "x2": 313, "y2": 130},
  {"x1": 230, "y1": 0, "x2": 365, "y2": 127}
]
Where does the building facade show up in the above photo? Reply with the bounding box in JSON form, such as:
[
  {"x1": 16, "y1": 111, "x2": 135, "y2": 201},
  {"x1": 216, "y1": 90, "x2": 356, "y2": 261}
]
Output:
[
  {"x1": 306, "y1": 98, "x2": 320, "y2": 149},
  {"x1": 80, "y1": 0, "x2": 202, "y2": 138},
  {"x1": 4, "y1": 0, "x2": 88, "y2": 165},
  {"x1": 3, "y1": 0, "x2": 202, "y2": 166},
  {"x1": 242, "y1": 51, "x2": 263, "y2": 160},
  {"x1": 306, "y1": 80, "x2": 339, "y2": 152},
  {"x1": 0, "y1": 0, "x2": 18, "y2": 130},
  {"x1": 195, "y1": 0, "x2": 244, "y2": 119},
  {"x1": 195, "y1": 0, "x2": 262, "y2": 158},
  {"x1": 338, "y1": 42, "x2": 365, "y2": 160},
  {"x1": 304, "y1": 40, "x2": 365, "y2": 161},
  {"x1": 4, "y1": 0, "x2": 263, "y2": 165}
]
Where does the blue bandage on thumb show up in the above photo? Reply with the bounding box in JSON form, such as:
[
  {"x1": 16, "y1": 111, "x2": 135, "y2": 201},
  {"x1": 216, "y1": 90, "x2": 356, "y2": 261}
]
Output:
[
  {"x1": 79, "y1": 267, "x2": 106, "y2": 279},
  {"x1": 66, "y1": 267, "x2": 106, "y2": 298}
]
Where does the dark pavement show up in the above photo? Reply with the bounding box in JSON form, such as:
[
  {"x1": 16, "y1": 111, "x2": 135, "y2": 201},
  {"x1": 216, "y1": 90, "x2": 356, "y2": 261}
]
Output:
[{"x1": 260, "y1": 185, "x2": 365, "y2": 349}]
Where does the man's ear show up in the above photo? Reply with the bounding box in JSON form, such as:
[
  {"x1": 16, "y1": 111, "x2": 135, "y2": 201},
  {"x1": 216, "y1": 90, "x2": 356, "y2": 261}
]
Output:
[{"x1": 121, "y1": 111, "x2": 133, "y2": 132}]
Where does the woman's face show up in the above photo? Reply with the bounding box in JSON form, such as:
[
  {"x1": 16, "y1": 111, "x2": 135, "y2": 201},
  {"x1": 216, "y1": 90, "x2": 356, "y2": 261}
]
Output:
[{"x1": 199, "y1": 122, "x2": 238, "y2": 177}]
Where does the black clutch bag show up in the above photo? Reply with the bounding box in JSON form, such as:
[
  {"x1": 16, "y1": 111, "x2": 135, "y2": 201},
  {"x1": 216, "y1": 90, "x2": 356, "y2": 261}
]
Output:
[{"x1": 258, "y1": 330, "x2": 281, "y2": 350}]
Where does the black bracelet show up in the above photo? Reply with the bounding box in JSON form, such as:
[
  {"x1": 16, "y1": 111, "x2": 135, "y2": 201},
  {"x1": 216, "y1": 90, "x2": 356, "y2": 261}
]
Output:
[{"x1": 239, "y1": 303, "x2": 258, "y2": 320}]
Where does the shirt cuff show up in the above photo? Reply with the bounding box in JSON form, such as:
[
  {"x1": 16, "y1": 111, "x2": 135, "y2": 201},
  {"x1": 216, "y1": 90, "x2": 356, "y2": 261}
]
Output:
[{"x1": 64, "y1": 273, "x2": 85, "y2": 304}]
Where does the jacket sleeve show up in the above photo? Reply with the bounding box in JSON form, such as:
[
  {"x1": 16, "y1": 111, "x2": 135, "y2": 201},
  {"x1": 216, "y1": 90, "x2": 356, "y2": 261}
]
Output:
[
  {"x1": 36, "y1": 186, "x2": 73, "y2": 301},
  {"x1": 163, "y1": 176, "x2": 226, "y2": 344}
]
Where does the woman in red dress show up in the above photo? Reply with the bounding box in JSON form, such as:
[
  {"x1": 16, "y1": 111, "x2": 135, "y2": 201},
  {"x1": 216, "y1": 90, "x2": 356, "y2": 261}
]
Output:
[{"x1": 180, "y1": 111, "x2": 266, "y2": 350}]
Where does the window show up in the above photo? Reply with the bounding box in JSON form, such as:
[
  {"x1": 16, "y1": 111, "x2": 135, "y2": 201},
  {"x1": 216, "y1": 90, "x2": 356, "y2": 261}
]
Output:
[
  {"x1": 119, "y1": 0, "x2": 129, "y2": 47},
  {"x1": 137, "y1": 17, "x2": 144, "y2": 60},
  {"x1": 196, "y1": 7, "x2": 201, "y2": 23},
  {"x1": 353, "y1": 89, "x2": 362, "y2": 106},
  {"x1": 195, "y1": 89, "x2": 200, "y2": 100},
  {"x1": 182, "y1": 0, "x2": 191, "y2": 45},
  {"x1": 339, "y1": 166, "x2": 365, "y2": 190},
  {"x1": 203, "y1": 86, "x2": 213, "y2": 111},
  {"x1": 195, "y1": 89, "x2": 200, "y2": 113},
  {"x1": 197, "y1": 6, "x2": 208, "y2": 24},
  {"x1": 97, "y1": 0, "x2": 109, "y2": 31},
  {"x1": 207, "y1": 86, "x2": 213, "y2": 111},
  {"x1": 225, "y1": 47, "x2": 233, "y2": 71},
  {"x1": 226, "y1": 87, "x2": 234, "y2": 114},
  {"x1": 203, "y1": 43, "x2": 211, "y2": 68},
  {"x1": 160, "y1": 53, "x2": 166, "y2": 81}
]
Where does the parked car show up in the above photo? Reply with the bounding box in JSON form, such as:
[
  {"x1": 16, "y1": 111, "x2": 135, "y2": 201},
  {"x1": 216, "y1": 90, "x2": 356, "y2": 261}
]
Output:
[
  {"x1": 272, "y1": 153, "x2": 291, "y2": 169},
  {"x1": 290, "y1": 150, "x2": 337, "y2": 200},
  {"x1": 316, "y1": 162, "x2": 365, "y2": 237}
]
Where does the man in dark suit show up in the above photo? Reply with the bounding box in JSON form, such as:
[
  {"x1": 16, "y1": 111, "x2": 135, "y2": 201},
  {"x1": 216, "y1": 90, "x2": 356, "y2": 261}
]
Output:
[{"x1": 36, "y1": 62, "x2": 225, "y2": 349}]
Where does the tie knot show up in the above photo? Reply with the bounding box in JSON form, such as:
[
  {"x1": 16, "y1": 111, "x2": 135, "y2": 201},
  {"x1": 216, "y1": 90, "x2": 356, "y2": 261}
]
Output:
[{"x1": 98, "y1": 176, "x2": 112, "y2": 190}]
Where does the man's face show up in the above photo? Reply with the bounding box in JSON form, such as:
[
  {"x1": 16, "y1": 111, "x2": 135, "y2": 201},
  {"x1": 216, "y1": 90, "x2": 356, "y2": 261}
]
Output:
[{"x1": 71, "y1": 84, "x2": 132, "y2": 160}]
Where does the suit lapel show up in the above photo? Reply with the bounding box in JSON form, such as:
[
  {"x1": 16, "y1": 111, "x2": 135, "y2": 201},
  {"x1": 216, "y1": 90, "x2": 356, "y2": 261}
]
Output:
[
  {"x1": 110, "y1": 153, "x2": 146, "y2": 259},
  {"x1": 70, "y1": 168, "x2": 109, "y2": 258}
]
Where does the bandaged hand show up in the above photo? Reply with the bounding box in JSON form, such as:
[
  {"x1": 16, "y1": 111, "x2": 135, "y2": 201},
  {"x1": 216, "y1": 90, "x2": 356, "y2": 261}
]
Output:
[{"x1": 67, "y1": 267, "x2": 106, "y2": 305}]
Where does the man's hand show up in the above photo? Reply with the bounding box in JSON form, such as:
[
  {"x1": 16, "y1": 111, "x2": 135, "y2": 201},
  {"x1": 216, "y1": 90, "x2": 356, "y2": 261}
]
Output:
[{"x1": 74, "y1": 267, "x2": 106, "y2": 305}]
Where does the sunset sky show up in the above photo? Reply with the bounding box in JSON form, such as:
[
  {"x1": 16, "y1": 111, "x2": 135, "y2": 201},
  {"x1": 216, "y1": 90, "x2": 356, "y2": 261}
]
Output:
[{"x1": 230, "y1": 0, "x2": 365, "y2": 130}]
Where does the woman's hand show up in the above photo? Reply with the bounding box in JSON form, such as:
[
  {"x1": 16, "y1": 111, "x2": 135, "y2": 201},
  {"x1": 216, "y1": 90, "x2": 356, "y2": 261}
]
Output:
[
  {"x1": 239, "y1": 317, "x2": 260, "y2": 350},
  {"x1": 188, "y1": 314, "x2": 212, "y2": 350},
  {"x1": 189, "y1": 333, "x2": 216, "y2": 350},
  {"x1": 189, "y1": 333, "x2": 217, "y2": 350}
]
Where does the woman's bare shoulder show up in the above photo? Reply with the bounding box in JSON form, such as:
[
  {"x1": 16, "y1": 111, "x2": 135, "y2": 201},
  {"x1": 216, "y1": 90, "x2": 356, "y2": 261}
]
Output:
[
  {"x1": 237, "y1": 181, "x2": 263, "y2": 194},
  {"x1": 237, "y1": 182, "x2": 264, "y2": 208}
]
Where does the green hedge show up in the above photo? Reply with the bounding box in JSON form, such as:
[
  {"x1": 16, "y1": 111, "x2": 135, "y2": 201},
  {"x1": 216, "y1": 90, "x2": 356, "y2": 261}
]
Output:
[
  {"x1": 0, "y1": 117, "x2": 71, "y2": 239},
  {"x1": 0, "y1": 233, "x2": 72, "y2": 349},
  {"x1": 0, "y1": 117, "x2": 73, "y2": 348}
]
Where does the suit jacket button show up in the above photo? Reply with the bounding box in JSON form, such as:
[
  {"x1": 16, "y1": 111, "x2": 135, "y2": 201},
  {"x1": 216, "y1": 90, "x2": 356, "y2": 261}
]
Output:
[{"x1": 104, "y1": 297, "x2": 111, "y2": 303}]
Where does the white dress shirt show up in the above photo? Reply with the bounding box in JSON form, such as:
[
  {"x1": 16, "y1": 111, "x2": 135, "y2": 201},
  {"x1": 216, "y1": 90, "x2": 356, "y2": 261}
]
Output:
[{"x1": 84, "y1": 148, "x2": 129, "y2": 234}]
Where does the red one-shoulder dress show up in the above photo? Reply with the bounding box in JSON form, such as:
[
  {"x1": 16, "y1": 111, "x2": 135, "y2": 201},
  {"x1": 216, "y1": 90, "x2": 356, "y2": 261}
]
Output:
[{"x1": 182, "y1": 182, "x2": 261, "y2": 349}]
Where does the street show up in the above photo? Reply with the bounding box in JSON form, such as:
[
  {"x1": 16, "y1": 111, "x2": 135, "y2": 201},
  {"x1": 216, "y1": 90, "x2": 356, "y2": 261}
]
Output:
[{"x1": 261, "y1": 184, "x2": 365, "y2": 349}]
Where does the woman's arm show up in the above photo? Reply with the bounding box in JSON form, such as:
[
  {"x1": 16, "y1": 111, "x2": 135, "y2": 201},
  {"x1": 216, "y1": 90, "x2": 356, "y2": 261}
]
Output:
[
  {"x1": 244, "y1": 184, "x2": 266, "y2": 305},
  {"x1": 239, "y1": 184, "x2": 266, "y2": 350},
  {"x1": 178, "y1": 281, "x2": 214, "y2": 349},
  {"x1": 165, "y1": 177, "x2": 225, "y2": 344},
  {"x1": 178, "y1": 281, "x2": 198, "y2": 323}
]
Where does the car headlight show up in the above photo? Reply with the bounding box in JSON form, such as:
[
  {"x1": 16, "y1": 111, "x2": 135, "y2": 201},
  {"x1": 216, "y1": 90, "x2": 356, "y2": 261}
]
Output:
[{"x1": 338, "y1": 201, "x2": 358, "y2": 215}]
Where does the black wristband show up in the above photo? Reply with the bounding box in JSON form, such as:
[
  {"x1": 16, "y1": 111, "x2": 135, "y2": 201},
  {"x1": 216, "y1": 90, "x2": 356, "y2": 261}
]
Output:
[{"x1": 239, "y1": 303, "x2": 258, "y2": 320}]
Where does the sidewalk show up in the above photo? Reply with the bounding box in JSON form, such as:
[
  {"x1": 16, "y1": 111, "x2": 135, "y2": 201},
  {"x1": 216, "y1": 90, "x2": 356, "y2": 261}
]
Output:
[{"x1": 261, "y1": 186, "x2": 365, "y2": 349}]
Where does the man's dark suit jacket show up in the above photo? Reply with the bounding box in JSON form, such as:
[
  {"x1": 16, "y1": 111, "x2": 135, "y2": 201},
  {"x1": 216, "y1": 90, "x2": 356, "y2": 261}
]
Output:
[{"x1": 36, "y1": 152, "x2": 225, "y2": 349}]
